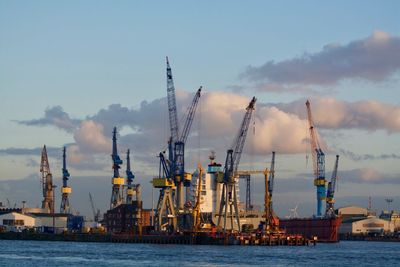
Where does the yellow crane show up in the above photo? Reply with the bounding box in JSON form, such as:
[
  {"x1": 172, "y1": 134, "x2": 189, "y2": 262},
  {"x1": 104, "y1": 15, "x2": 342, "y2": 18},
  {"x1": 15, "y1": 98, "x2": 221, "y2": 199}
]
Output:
[{"x1": 192, "y1": 163, "x2": 204, "y2": 232}]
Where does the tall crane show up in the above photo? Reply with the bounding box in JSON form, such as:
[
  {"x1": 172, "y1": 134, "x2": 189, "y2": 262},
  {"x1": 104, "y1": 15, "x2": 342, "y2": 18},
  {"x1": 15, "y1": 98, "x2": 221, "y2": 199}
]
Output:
[
  {"x1": 110, "y1": 127, "x2": 124, "y2": 209},
  {"x1": 40, "y1": 145, "x2": 54, "y2": 213},
  {"x1": 89, "y1": 192, "x2": 100, "y2": 223},
  {"x1": 173, "y1": 87, "x2": 202, "y2": 210},
  {"x1": 60, "y1": 146, "x2": 71, "y2": 214},
  {"x1": 164, "y1": 57, "x2": 202, "y2": 210},
  {"x1": 326, "y1": 155, "x2": 339, "y2": 217},
  {"x1": 217, "y1": 97, "x2": 256, "y2": 232},
  {"x1": 126, "y1": 149, "x2": 135, "y2": 204},
  {"x1": 306, "y1": 100, "x2": 326, "y2": 217}
]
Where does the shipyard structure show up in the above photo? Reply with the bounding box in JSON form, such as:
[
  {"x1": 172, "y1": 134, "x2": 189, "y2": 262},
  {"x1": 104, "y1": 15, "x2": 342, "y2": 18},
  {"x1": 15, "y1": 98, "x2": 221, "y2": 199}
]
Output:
[{"x1": 9, "y1": 57, "x2": 399, "y2": 244}]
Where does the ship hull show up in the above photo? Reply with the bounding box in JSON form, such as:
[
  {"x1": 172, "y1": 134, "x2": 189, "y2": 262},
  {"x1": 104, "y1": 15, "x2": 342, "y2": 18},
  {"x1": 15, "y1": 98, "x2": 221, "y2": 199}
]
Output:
[{"x1": 279, "y1": 217, "x2": 342, "y2": 242}]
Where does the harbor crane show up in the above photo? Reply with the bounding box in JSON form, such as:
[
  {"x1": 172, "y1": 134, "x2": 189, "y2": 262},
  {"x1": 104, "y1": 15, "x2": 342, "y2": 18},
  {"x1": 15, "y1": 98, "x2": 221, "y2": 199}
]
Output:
[
  {"x1": 166, "y1": 57, "x2": 202, "y2": 209},
  {"x1": 192, "y1": 163, "x2": 204, "y2": 232},
  {"x1": 173, "y1": 86, "x2": 201, "y2": 210},
  {"x1": 110, "y1": 127, "x2": 124, "y2": 209},
  {"x1": 306, "y1": 100, "x2": 326, "y2": 217},
  {"x1": 153, "y1": 57, "x2": 202, "y2": 232},
  {"x1": 40, "y1": 145, "x2": 54, "y2": 213},
  {"x1": 326, "y1": 155, "x2": 339, "y2": 217},
  {"x1": 60, "y1": 146, "x2": 72, "y2": 214},
  {"x1": 89, "y1": 192, "x2": 100, "y2": 223},
  {"x1": 217, "y1": 97, "x2": 256, "y2": 233},
  {"x1": 126, "y1": 149, "x2": 135, "y2": 204}
]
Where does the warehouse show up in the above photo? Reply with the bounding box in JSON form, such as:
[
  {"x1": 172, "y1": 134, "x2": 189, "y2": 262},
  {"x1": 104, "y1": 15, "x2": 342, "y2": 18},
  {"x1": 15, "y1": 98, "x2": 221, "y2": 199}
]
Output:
[
  {"x1": 0, "y1": 211, "x2": 39, "y2": 232},
  {"x1": 340, "y1": 216, "x2": 394, "y2": 235}
]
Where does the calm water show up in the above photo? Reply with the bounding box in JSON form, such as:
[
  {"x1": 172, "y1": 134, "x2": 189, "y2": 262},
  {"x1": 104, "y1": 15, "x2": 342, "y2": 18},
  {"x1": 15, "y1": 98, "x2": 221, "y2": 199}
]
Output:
[{"x1": 0, "y1": 240, "x2": 399, "y2": 266}]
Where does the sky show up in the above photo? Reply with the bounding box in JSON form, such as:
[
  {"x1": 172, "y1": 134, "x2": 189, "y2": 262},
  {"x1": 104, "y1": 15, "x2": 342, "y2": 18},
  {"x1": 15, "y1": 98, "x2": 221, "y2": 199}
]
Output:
[{"x1": 1, "y1": 1, "x2": 400, "y2": 218}]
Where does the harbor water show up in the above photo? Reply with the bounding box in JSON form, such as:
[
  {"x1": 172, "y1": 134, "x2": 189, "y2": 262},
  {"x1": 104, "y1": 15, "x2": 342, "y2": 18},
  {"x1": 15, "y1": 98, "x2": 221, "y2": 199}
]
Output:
[{"x1": 0, "y1": 240, "x2": 399, "y2": 266}]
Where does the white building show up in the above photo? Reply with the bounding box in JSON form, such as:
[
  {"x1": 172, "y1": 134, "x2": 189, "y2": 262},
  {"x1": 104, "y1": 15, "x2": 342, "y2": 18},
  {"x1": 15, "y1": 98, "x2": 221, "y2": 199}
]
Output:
[
  {"x1": 340, "y1": 216, "x2": 394, "y2": 235},
  {"x1": 0, "y1": 212, "x2": 40, "y2": 231}
]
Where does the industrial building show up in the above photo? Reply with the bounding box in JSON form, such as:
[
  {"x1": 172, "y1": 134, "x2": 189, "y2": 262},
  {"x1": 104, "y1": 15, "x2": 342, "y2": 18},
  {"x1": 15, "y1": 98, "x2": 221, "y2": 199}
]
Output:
[
  {"x1": 103, "y1": 202, "x2": 142, "y2": 234},
  {"x1": 340, "y1": 216, "x2": 393, "y2": 235},
  {"x1": 0, "y1": 212, "x2": 38, "y2": 231},
  {"x1": 0, "y1": 210, "x2": 69, "y2": 233}
]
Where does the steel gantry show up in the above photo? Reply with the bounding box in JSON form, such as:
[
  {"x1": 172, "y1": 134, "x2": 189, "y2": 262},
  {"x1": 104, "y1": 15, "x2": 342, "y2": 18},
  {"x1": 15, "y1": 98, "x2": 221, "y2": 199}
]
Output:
[
  {"x1": 217, "y1": 97, "x2": 256, "y2": 233},
  {"x1": 60, "y1": 146, "x2": 71, "y2": 214}
]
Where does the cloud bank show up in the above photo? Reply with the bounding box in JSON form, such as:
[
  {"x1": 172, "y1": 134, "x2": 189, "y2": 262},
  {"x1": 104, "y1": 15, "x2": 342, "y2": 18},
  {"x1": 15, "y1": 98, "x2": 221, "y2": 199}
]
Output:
[
  {"x1": 242, "y1": 31, "x2": 400, "y2": 86},
  {"x1": 16, "y1": 106, "x2": 80, "y2": 133},
  {"x1": 5, "y1": 92, "x2": 400, "y2": 171}
]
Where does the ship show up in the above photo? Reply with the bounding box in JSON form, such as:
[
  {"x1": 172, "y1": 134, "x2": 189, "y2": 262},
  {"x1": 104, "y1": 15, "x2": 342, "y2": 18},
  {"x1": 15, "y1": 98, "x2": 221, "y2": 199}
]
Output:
[
  {"x1": 279, "y1": 217, "x2": 342, "y2": 242},
  {"x1": 190, "y1": 154, "x2": 342, "y2": 242}
]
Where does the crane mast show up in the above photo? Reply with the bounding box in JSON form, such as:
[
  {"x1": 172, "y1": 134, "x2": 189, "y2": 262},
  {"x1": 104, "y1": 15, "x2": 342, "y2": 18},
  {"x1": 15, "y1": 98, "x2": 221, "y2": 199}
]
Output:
[
  {"x1": 110, "y1": 127, "x2": 124, "y2": 209},
  {"x1": 60, "y1": 146, "x2": 71, "y2": 214},
  {"x1": 217, "y1": 97, "x2": 256, "y2": 232},
  {"x1": 326, "y1": 155, "x2": 339, "y2": 217},
  {"x1": 40, "y1": 145, "x2": 54, "y2": 213},
  {"x1": 126, "y1": 149, "x2": 135, "y2": 204},
  {"x1": 306, "y1": 100, "x2": 326, "y2": 217}
]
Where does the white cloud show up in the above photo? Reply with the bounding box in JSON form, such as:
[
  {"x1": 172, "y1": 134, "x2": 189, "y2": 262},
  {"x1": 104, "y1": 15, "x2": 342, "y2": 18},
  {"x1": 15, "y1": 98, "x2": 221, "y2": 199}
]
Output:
[
  {"x1": 73, "y1": 120, "x2": 111, "y2": 154},
  {"x1": 242, "y1": 31, "x2": 400, "y2": 86}
]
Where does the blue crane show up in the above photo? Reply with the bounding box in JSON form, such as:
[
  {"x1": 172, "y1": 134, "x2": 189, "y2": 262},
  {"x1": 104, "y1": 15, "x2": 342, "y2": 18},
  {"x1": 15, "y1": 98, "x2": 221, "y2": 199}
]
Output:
[
  {"x1": 172, "y1": 87, "x2": 202, "y2": 209},
  {"x1": 217, "y1": 97, "x2": 257, "y2": 232},
  {"x1": 164, "y1": 57, "x2": 202, "y2": 210},
  {"x1": 166, "y1": 56, "x2": 180, "y2": 144},
  {"x1": 326, "y1": 155, "x2": 339, "y2": 217},
  {"x1": 60, "y1": 146, "x2": 71, "y2": 214},
  {"x1": 110, "y1": 127, "x2": 124, "y2": 209},
  {"x1": 126, "y1": 149, "x2": 136, "y2": 204},
  {"x1": 306, "y1": 100, "x2": 326, "y2": 217}
]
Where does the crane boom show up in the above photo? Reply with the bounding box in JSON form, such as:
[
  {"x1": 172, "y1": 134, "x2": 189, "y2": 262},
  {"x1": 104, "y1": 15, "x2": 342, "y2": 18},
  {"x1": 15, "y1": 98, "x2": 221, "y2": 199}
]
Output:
[
  {"x1": 166, "y1": 56, "x2": 179, "y2": 144},
  {"x1": 306, "y1": 100, "x2": 326, "y2": 217},
  {"x1": 89, "y1": 193, "x2": 99, "y2": 222},
  {"x1": 217, "y1": 96, "x2": 256, "y2": 232},
  {"x1": 173, "y1": 87, "x2": 202, "y2": 188},
  {"x1": 179, "y1": 87, "x2": 202, "y2": 143},
  {"x1": 226, "y1": 96, "x2": 257, "y2": 182}
]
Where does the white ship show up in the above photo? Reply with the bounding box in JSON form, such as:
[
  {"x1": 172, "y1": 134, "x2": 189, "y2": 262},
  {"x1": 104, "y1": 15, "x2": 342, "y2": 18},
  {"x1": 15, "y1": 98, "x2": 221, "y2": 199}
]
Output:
[{"x1": 190, "y1": 153, "x2": 264, "y2": 231}]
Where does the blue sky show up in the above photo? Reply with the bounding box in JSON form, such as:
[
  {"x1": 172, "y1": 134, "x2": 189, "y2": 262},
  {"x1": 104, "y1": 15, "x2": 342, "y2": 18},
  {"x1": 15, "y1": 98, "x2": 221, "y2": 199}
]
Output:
[{"x1": 1, "y1": 1, "x2": 400, "y2": 217}]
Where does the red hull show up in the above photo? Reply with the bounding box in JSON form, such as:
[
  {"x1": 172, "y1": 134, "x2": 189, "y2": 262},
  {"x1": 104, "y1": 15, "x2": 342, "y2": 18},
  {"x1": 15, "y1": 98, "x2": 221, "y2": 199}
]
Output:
[{"x1": 279, "y1": 217, "x2": 342, "y2": 242}]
